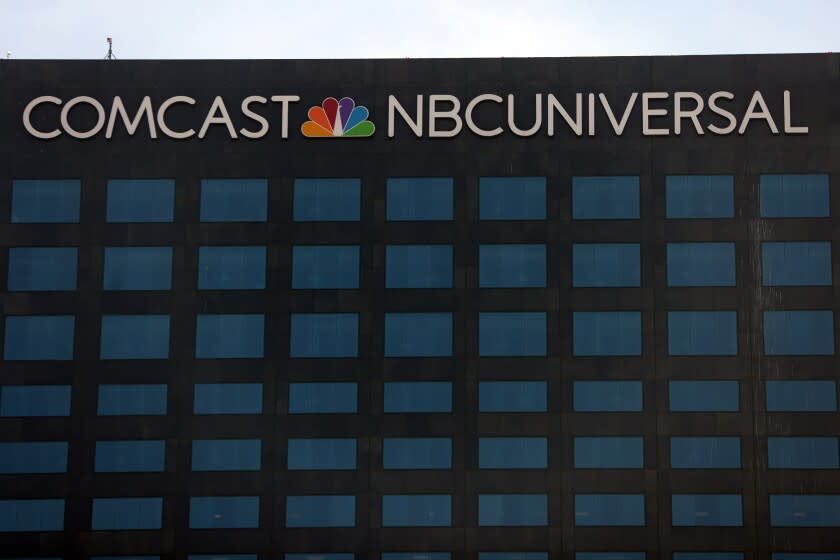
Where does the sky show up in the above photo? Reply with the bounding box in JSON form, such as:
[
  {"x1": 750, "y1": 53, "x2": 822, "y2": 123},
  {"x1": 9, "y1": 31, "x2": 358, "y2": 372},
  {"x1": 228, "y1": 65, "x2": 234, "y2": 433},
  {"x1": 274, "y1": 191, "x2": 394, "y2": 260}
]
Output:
[{"x1": 0, "y1": 0, "x2": 838, "y2": 60}]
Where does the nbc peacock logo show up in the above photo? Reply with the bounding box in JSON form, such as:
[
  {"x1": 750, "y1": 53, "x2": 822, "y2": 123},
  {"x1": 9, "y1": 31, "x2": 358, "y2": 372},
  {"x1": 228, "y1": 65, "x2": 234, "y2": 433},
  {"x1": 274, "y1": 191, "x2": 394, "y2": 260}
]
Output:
[{"x1": 301, "y1": 96, "x2": 376, "y2": 138}]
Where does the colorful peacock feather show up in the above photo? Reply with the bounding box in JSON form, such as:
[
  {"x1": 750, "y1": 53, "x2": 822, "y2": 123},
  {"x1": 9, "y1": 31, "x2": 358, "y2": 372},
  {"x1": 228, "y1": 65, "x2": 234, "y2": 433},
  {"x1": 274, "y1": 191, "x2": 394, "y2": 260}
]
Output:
[{"x1": 301, "y1": 97, "x2": 376, "y2": 138}]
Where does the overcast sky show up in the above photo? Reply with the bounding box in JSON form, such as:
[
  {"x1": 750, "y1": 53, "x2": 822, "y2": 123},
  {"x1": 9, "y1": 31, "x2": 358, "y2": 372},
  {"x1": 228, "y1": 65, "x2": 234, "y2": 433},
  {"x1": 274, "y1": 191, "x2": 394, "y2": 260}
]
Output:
[{"x1": 1, "y1": 0, "x2": 838, "y2": 59}]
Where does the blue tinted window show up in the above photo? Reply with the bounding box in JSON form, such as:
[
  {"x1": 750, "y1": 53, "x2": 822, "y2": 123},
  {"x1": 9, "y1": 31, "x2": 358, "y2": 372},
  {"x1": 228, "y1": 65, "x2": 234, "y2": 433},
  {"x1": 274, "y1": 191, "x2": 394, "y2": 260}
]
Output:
[
  {"x1": 575, "y1": 495, "x2": 645, "y2": 526},
  {"x1": 0, "y1": 499, "x2": 64, "y2": 532},
  {"x1": 478, "y1": 494, "x2": 547, "y2": 526},
  {"x1": 196, "y1": 314, "x2": 264, "y2": 359},
  {"x1": 479, "y1": 312, "x2": 546, "y2": 357},
  {"x1": 287, "y1": 556, "x2": 355, "y2": 560},
  {"x1": 577, "y1": 554, "x2": 645, "y2": 560},
  {"x1": 98, "y1": 384, "x2": 167, "y2": 416},
  {"x1": 573, "y1": 176, "x2": 640, "y2": 220},
  {"x1": 290, "y1": 313, "x2": 358, "y2": 358},
  {"x1": 100, "y1": 315, "x2": 169, "y2": 360},
  {"x1": 95, "y1": 441, "x2": 165, "y2": 472},
  {"x1": 574, "y1": 437, "x2": 643, "y2": 469},
  {"x1": 762, "y1": 242, "x2": 832, "y2": 286},
  {"x1": 386, "y1": 555, "x2": 451, "y2": 560},
  {"x1": 479, "y1": 244, "x2": 546, "y2": 288},
  {"x1": 573, "y1": 312, "x2": 641, "y2": 356},
  {"x1": 768, "y1": 437, "x2": 839, "y2": 469},
  {"x1": 773, "y1": 555, "x2": 840, "y2": 560},
  {"x1": 91, "y1": 497, "x2": 162, "y2": 530},
  {"x1": 95, "y1": 556, "x2": 161, "y2": 560},
  {"x1": 199, "y1": 246, "x2": 266, "y2": 290},
  {"x1": 382, "y1": 495, "x2": 451, "y2": 527},
  {"x1": 668, "y1": 311, "x2": 737, "y2": 356},
  {"x1": 292, "y1": 246, "x2": 359, "y2": 289},
  {"x1": 669, "y1": 381, "x2": 739, "y2": 412},
  {"x1": 384, "y1": 382, "x2": 452, "y2": 413},
  {"x1": 0, "y1": 442, "x2": 67, "y2": 474},
  {"x1": 7, "y1": 247, "x2": 77, "y2": 291},
  {"x1": 481, "y1": 555, "x2": 547, "y2": 560},
  {"x1": 767, "y1": 381, "x2": 837, "y2": 412},
  {"x1": 670, "y1": 437, "x2": 741, "y2": 469},
  {"x1": 294, "y1": 178, "x2": 360, "y2": 221},
  {"x1": 384, "y1": 438, "x2": 451, "y2": 469},
  {"x1": 672, "y1": 494, "x2": 743, "y2": 526},
  {"x1": 385, "y1": 313, "x2": 452, "y2": 357},
  {"x1": 386, "y1": 245, "x2": 452, "y2": 288},
  {"x1": 667, "y1": 243, "x2": 736, "y2": 286},
  {"x1": 480, "y1": 177, "x2": 545, "y2": 220},
  {"x1": 107, "y1": 179, "x2": 175, "y2": 222},
  {"x1": 479, "y1": 381, "x2": 547, "y2": 413},
  {"x1": 761, "y1": 174, "x2": 829, "y2": 218},
  {"x1": 387, "y1": 177, "x2": 453, "y2": 221},
  {"x1": 192, "y1": 439, "x2": 262, "y2": 471},
  {"x1": 572, "y1": 244, "x2": 640, "y2": 287},
  {"x1": 4, "y1": 316, "x2": 74, "y2": 361},
  {"x1": 479, "y1": 437, "x2": 547, "y2": 469},
  {"x1": 289, "y1": 383, "x2": 357, "y2": 414},
  {"x1": 11, "y1": 180, "x2": 79, "y2": 223},
  {"x1": 673, "y1": 554, "x2": 743, "y2": 560},
  {"x1": 189, "y1": 557, "x2": 254, "y2": 560},
  {"x1": 104, "y1": 247, "x2": 172, "y2": 291},
  {"x1": 666, "y1": 175, "x2": 734, "y2": 219},
  {"x1": 0, "y1": 385, "x2": 71, "y2": 417},
  {"x1": 574, "y1": 381, "x2": 642, "y2": 412},
  {"x1": 286, "y1": 495, "x2": 355, "y2": 527},
  {"x1": 770, "y1": 495, "x2": 840, "y2": 527},
  {"x1": 288, "y1": 438, "x2": 356, "y2": 470},
  {"x1": 189, "y1": 496, "x2": 259, "y2": 529},
  {"x1": 764, "y1": 310, "x2": 834, "y2": 356},
  {"x1": 194, "y1": 383, "x2": 262, "y2": 414},
  {"x1": 200, "y1": 179, "x2": 267, "y2": 222}
]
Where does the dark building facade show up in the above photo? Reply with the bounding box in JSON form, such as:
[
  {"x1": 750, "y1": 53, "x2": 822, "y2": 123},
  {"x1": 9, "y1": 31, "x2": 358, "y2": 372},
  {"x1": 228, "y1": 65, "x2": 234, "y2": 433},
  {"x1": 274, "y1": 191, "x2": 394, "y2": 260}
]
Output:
[{"x1": 0, "y1": 54, "x2": 839, "y2": 560}]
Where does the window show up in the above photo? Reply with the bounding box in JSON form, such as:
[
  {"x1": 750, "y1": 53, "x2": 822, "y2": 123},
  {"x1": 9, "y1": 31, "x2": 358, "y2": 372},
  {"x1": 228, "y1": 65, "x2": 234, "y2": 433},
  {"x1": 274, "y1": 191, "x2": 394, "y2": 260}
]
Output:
[
  {"x1": 669, "y1": 381, "x2": 739, "y2": 412},
  {"x1": 383, "y1": 438, "x2": 451, "y2": 469},
  {"x1": 479, "y1": 244, "x2": 546, "y2": 288},
  {"x1": 0, "y1": 499, "x2": 64, "y2": 532},
  {"x1": 11, "y1": 179, "x2": 79, "y2": 223},
  {"x1": 289, "y1": 382, "x2": 357, "y2": 414},
  {"x1": 671, "y1": 494, "x2": 743, "y2": 526},
  {"x1": 573, "y1": 312, "x2": 641, "y2": 356},
  {"x1": 479, "y1": 437, "x2": 547, "y2": 469},
  {"x1": 0, "y1": 442, "x2": 68, "y2": 474},
  {"x1": 573, "y1": 381, "x2": 643, "y2": 412},
  {"x1": 106, "y1": 179, "x2": 175, "y2": 222},
  {"x1": 386, "y1": 555, "x2": 451, "y2": 560},
  {"x1": 104, "y1": 247, "x2": 172, "y2": 290},
  {"x1": 666, "y1": 175, "x2": 734, "y2": 219},
  {"x1": 385, "y1": 313, "x2": 452, "y2": 357},
  {"x1": 479, "y1": 381, "x2": 547, "y2": 413},
  {"x1": 386, "y1": 245, "x2": 452, "y2": 289},
  {"x1": 762, "y1": 242, "x2": 832, "y2": 286},
  {"x1": 573, "y1": 176, "x2": 639, "y2": 220},
  {"x1": 290, "y1": 313, "x2": 358, "y2": 358},
  {"x1": 480, "y1": 177, "x2": 545, "y2": 220},
  {"x1": 764, "y1": 310, "x2": 834, "y2": 356},
  {"x1": 189, "y1": 557, "x2": 255, "y2": 560},
  {"x1": 199, "y1": 246, "x2": 266, "y2": 290},
  {"x1": 192, "y1": 439, "x2": 262, "y2": 471},
  {"x1": 574, "y1": 494, "x2": 645, "y2": 526},
  {"x1": 95, "y1": 441, "x2": 165, "y2": 472},
  {"x1": 294, "y1": 178, "x2": 360, "y2": 221},
  {"x1": 7, "y1": 247, "x2": 77, "y2": 291},
  {"x1": 4, "y1": 316, "x2": 74, "y2": 361},
  {"x1": 768, "y1": 437, "x2": 839, "y2": 469},
  {"x1": 667, "y1": 243, "x2": 736, "y2": 286},
  {"x1": 577, "y1": 554, "x2": 645, "y2": 560},
  {"x1": 189, "y1": 496, "x2": 259, "y2": 529},
  {"x1": 387, "y1": 177, "x2": 453, "y2": 221},
  {"x1": 194, "y1": 383, "x2": 262, "y2": 414},
  {"x1": 0, "y1": 385, "x2": 71, "y2": 417},
  {"x1": 292, "y1": 246, "x2": 359, "y2": 289},
  {"x1": 196, "y1": 314, "x2": 264, "y2": 359},
  {"x1": 574, "y1": 437, "x2": 643, "y2": 469},
  {"x1": 478, "y1": 494, "x2": 548, "y2": 526},
  {"x1": 287, "y1": 438, "x2": 356, "y2": 470},
  {"x1": 760, "y1": 174, "x2": 829, "y2": 218},
  {"x1": 91, "y1": 497, "x2": 163, "y2": 530},
  {"x1": 382, "y1": 495, "x2": 451, "y2": 527},
  {"x1": 767, "y1": 381, "x2": 837, "y2": 412},
  {"x1": 97, "y1": 384, "x2": 167, "y2": 416},
  {"x1": 668, "y1": 311, "x2": 737, "y2": 356},
  {"x1": 287, "y1": 556, "x2": 355, "y2": 560},
  {"x1": 670, "y1": 437, "x2": 741, "y2": 469},
  {"x1": 673, "y1": 554, "x2": 743, "y2": 560},
  {"x1": 773, "y1": 555, "x2": 840, "y2": 560},
  {"x1": 100, "y1": 315, "x2": 170, "y2": 359},
  {"x1": 384, "y1": 382, "x2": 452, "y2": 413},
  {"x1": 479, "y1": 312, "x2": 546, "y2": 357},
  {"x1": 481, "y1": 555, "x2": 547, "y2": 560},
  {"x1": 572, "y1": 244, "x2": 640, "y2": 287},
  {"x1": 770, "y1": 495, "x2": 840, "y2": 527},
  {"x1": 285, "y1": 495, "x2": 355, "y2": 527},
  {"x1": 200, "y1": 179, "x2": 267, "y2": 222}
]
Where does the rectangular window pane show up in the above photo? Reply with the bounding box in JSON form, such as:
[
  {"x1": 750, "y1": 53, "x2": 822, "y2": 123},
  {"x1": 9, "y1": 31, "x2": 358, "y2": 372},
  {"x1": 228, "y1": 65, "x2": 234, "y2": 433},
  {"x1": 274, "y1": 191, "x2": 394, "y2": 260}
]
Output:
[
  {"x1": 292, "y1": 246, "x2": 359, "y2": 289},
  {"x1": 666, "y1": 175, "x2": 734, "y2": 219},
  {"x1": 762, "y1": 242, "x2": 832, "y2": 286},
  {"x1": 573, "y1": 176, "x2": 640, "y2": 220},
  {"x1": 773, "y1": 555, "x2": 840, "y2": 560},
  {"x1": 479, "y1": 381, "x2": 547, "y2": 413},
  {"x1": 764, "y1": 310, "x2": 834, "y2": 356},
  {"x1": 761, "y1": 174, "x2": 829, "y2": 218},
  {"x1": 286, "y1": 495, "x2": 355, "y2": 527},
  {"x1": 669, "y1": 381, "x2": 739, "y2": 412},
  {"x1": 574, "y1": 381, "x2": 643, "y2": 412},
  {"x1": 768, "y1": 437, "x2": 839, "y2": 469},
  {"x1": 200, "y1": 179, "x2": 267, "y2": 222},
  {"x1": 482, "y1": 555, "x2": 547, "y2": 560},
  {"x1": 287, "y1": 555, "x2": 355, "y2": 560},
  {"x1": 382, "y1": 495, "x2": 451, "y2": 527},
  {"x1": 107, "y1": 179, "x2": 175, "y2": 223},
  {"x1": 575, "y1": 494, "x2": 645, "y2": 526},
  {"x1": 294, "y1": 178, "x2": 360, "y2": 221},
  {"x1": 7, "y1": 247, "x2": 77, "y2": 291},
  {"x1": 385, "y1": 313, "x2": 452, "y2": 357},
  {"x1": 0, "y1": 385, "x2": 71, "y2": 417},
  {"x1": 387, "y1": 177, "x2": 453, "y2": 221},
  {"x1": 11, "y1": 179, "x2": 79, "y2": 223},
  {"x1": 574, "y1": 437, "x2": 643, "y2": 469},
  {"x1": 189, "y1": 496, "x2": 259, "y2": 529},
  {"x1": 479, "y1": 244, "x2": 546, "y2": 288},
  {"x1": 384, "y1": 382, "x2": 452, "y2": 413},
  {"x1": 386, "y1": 245, "x2": 452, "y2": 288},
  {"x1": 383, "y1": 438, "x2": 451, "y2": 469},
  {"x1": 0, "y1": 499, "x2": 64, "y2": 532},
  {"x1": 480, "y1": 177, "x2": 545, "y2": 220},
  {"x1": 192, "y1": 439, "x2": 262, "y2": 471},
  {"x1": 673, "y1": 554, "x2": 743, "y2": 560},
  {"x1": 770, "y1": 495, "x2": 840, "y2": 527},
  {"x1": 194, "y1": 383, "x2": 262, "y2": 414},
  {"x1": 670, "y1": 437, "x2": 741, "y2": 469},
  {"x1": 0, "y1": 442, "x2": 68, "y2": 474},
  {"x1": 386, "y1": 554, "x2": 451, "y2": 560},
  {"x1": 98, "y1": 384, "x2": 167, "y2": 416},
  {"x1": 479, "y1": 437, "x2": 547, "y2": 469},
  {"x1": 104, "y1": 247, "x2": 172, "y2": 291},
  {"x1": 95, "y1": 441, "x2": 165, "y2": 472},
  {"x1": 671, "y1": 494, "x2": 743, "y2": 526},
  {"x1": 573, "y1": 311, "x2": 641, "y2": 356},
  {"x1": 289, "y1": 382, "x2": 357, "y2": 414},
  {"x1": 668, "y1": 311, "x2": 737, "y2": 356},
  {"x1": 288, "y1": 438, "x2": 356, "y2": 470},
  {"x1": 478, "y1": 494, "x2": 548, "y2": 526},
  {"x1": 767, "y1": 381, "x2": 837, "y2": 412},
  {"x1": 290, "y1": 313, "x2": 358, "y2": 358},
  {"x1": 100, "y1": 315, "x2": 169, "y2": 360},
  {"x1": 196, "y1": 314, "x2": 264, "y2": 358},
  {"x1": 577, "y1": 554, "x2": 645, "y2": 560},
  {"x1": 189, "y1": 557, "x2": 254, "y2": 560},
  {"x1": 479, "y1": 312, "x2": 546, "y2": 357},
  {"x1": 199, "y1": 246, "x2": 266, "y2": 290},
  {"x1": 91, "y1": 497, "x2": 162, "y2": 530},
  {"x1": 4, "y1": 316, "x2": 74, "y2": 361},
  {"x1": 572, "y1": 244, "x2": 640, "y2": 287},
  {"x1": 667, "y1": 243, "x2": 736, "y2": 286}
]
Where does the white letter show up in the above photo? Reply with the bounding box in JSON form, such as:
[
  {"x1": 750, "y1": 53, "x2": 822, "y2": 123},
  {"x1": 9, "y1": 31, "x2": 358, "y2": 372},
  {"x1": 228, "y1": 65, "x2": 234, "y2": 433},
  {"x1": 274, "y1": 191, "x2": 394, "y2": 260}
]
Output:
[
  {"x1": 507, "y1": 94, "x2": 542, "y2": 137},
  {"x1": 23, "y1": 96, "x2": 62, "y2": 139},
  {"x1": 674, "y1": 92, "x2": 704, "y2": 135},
  {"x1": 428, "y1": 94, "x2": 462, "y2": 138},
  {"x1": 270, "y1": 95, "x2": 300, "y2": 138},
  {"x1": 240, "y1": 96, "x2": 269, "y2": 139},
  {"x1": 106, "y1": 96, "x2": 157, "y2": 139},
  {"x1": 707, "y1": 91, "x2": 737, "y2": 135},
  {"x1": 642, "y1": 92, "x2": 669, "y2": 136},
  {"x1": 587, "y1": 93, "x2": 596, "y2": 136},
  {"x1": 60, "y1": 96, "x2": 106, "y2": 139},
  {"x1": 783, "y1": 90, "x2": 808, "y2": 134},
  {"x1": 599, "y1": 92, "x2": 638, "y2": 136},
  {"x1": 738, "y1": 91, "x2": 779, "y2": 134},
  {"x1": 388, "y1": 95, "x2": 423, "y2": 138},
  {"x1": 465, "y1": 94, "x2": 503, "y2": 137},
  {"x1": 157, "y1": 96, "x2": 196, "y2": 139},
  {"x1": 547, "y1": 94, "x2": 582, "y2": 136},
  {"x1": 198, "y1": 96, "x2": 237, "y2": 139}
]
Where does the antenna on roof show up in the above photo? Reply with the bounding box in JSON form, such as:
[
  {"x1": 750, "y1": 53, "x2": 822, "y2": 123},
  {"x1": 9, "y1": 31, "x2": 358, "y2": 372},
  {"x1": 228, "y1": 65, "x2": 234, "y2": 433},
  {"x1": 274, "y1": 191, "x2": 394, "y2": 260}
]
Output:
[
  {"x1": 104, "y1": 37, "x2": 116, "y2": 60},
  {"x1": 4, "y1": 52, "x2": 10, "y2": 60}
]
